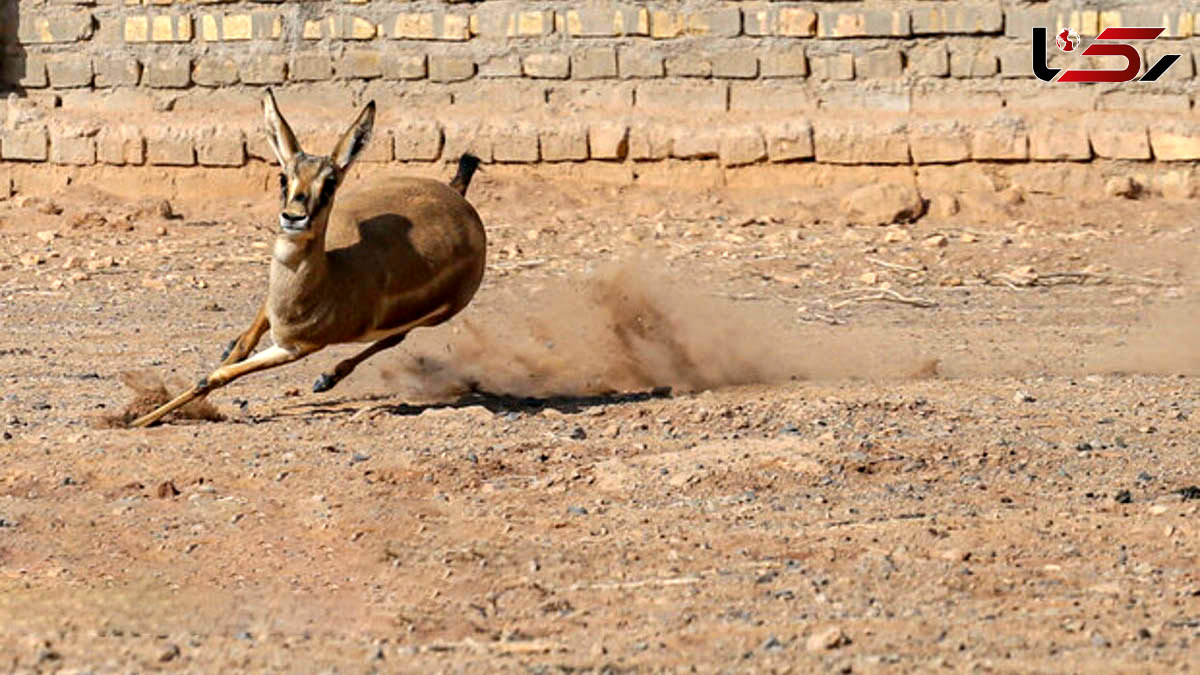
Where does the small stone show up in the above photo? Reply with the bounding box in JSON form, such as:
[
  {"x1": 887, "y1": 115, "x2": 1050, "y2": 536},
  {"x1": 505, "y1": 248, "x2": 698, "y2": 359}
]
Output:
[
  {"x1": 35, "y1": 230, "x2": 57, "y2": 244},
  {"x1": 859, "y1": 271, "x2": 879, "y2": 285},
  {"x1": 567, "y1": 505, "x2": 588, "y2": 516},
  {"x1": 1013, "y1": 391, "x2": 1036, "y2": 403},
  {"x1": 1149, "y1": 504, "x2": 1169, "y2": 515},
  {"x1": 1104, "y1": 176, "x2": 1138, "y2": 199},
  {"x1": 156, "y1": 481, "x2": 180, "y2": 498},
  {"x1": 570, "y1": 426, "x2": 587, "y2": 440},
  {"x1": 806, "y1": 626, "x2": 847, "y2": 652},
  {"x1": 922, "y1": 234, "x2": 948, "y2": 248},
  {"x1": 761, "y1": 635, "x2": 784, "y2": 652},
  {"x1": 883, "y1": 227, "x2": 911, "y2": 243},
  {"x1": 1113, "y1": 490, "x2": 1132, "y2": 504}
]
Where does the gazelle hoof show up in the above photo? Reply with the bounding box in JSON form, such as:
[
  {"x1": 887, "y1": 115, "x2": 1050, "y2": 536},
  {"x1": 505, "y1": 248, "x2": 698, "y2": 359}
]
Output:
[
  {"x1": 312, "y1": 374, "x2": 336, "y2": 393},
  {"x1": 221, "y1": 338, "x2": 237, "y2": 361}
]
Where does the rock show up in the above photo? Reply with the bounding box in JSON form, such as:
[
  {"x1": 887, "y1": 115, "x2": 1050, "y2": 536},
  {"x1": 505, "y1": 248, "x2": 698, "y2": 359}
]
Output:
[
  {"x1": 35, "y1": 230, "x2": 57, "y2": 244},
  {"x1": 883, "y1": 227, "x2": 911, "y2": 243},
  {"x1": 841, "y1": 183, "x2": 925, "y2": 226},
  {"x1": 1105, "y1": 176, "x2": 1138, "y2": 199},
  {"x1": 928, "y1": 193, "x2": 959, "y2": 219},
  {"x1": 922, "y1": 234, "x2": 948, "y2": 248},
  {"x1": 806, "y1": 626, "x2": 848, "y2": 652}
]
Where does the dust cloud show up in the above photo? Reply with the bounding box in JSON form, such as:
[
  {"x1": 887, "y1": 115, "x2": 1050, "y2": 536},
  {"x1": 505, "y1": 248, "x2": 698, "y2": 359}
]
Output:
[
  {"x1": 100, "y1": 370, "x2": 225, "y2": 428},
  {"x1": 376, "y1": 258, "x2": 931, "y2": 401}
]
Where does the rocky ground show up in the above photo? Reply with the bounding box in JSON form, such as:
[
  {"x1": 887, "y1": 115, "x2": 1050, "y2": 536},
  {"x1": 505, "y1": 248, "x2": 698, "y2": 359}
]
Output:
[{"x1": 0, "y1": 161, "x2": 1197, "y2": 672}]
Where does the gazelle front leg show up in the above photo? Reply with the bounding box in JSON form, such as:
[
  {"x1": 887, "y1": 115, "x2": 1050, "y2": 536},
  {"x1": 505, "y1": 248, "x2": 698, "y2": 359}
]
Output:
[
  {"x1": 220, "y1": 302, "x2": 271, "y2": 365},
  {"x1": 129, "y1": 344, "x2": 319, "y2": 428}
]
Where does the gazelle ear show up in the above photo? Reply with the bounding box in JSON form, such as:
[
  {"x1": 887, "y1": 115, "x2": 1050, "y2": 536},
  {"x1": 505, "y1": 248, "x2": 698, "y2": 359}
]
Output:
[
  {"x1": 262, "y1": 88, "x2": 300, "y2": 167},
  {"x1": 331, "y1": 100, "x2": 375, "y2": 173}
]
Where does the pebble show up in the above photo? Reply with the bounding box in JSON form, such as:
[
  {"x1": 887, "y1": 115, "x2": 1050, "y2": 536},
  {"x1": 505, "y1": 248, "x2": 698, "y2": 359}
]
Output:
[
  {"x1": 566, "y1": 505, "x2": 588, "y2": 516},
  {"x1": 806, "y1": 627, "x2": 847, "y2": 652}
]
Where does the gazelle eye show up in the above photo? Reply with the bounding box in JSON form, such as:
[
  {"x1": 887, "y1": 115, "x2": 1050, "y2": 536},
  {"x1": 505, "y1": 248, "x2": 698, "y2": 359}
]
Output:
[{"x1": 278, "y1": 173, "x2": 287, "y2": 199}]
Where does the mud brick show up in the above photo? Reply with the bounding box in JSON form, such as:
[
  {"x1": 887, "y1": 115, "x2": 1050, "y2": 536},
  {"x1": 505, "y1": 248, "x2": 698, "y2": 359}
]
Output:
[
  {"x1": 814, "y1": 121, "x2": 910, "y2": 164},
  {"x1": 1087, "y1": 118, "x2": 1150, "y2": 160},
  {"x1": 970, "y1": 118, "x2": 1029, "y2": 160},
  {"x1": 818, "y1": 10, "x2": 910, "y2": 38},
  {"x1": 540, "y1": 124, "x2": 589, "y2": 162},
  {"x1": 746, "y1": 6, "x2": 816, "y2": 37},
  {"x1": 291, "y1": 53, "x2": 333, "y2": 81},
  {"x1": 546, "y1": 83, "x2": 633, "y2": 110},
  {"x1": 197, "y1": 131, "x2": 246, "y2": 166},
  {"x1": 428, "y1": 55, "x2": 474, "y2": 82},
  {"x1": 472, "y1": 6, "x2": 555, "y2": 39},
  {"x1": 665, "y1": 54, "x2": 711, "y2": 78},
  {"x1": 998, "y1": 46, "x2": 1033, "y2": 79},
  {"x1": 2, "y1": 55, "x2": 48, "y2": 88},
  {"x1": 383, "y1": 55, "x2": 427, "y2": 80},
  {"x1": 810, "y1": 53, "x2": 854, "y2": 81},
  {"x1": 713, "y1": 52, "x2": 758, "y2": 79},
  {"x1": 442, "y1": 121, "x2": 493, "y2": 164},
  {"x1": 1029, "y1": 122, "x2": 1091, "y2": 161},
  {"x1": 491, "y1": 122, "x2": 539, "y2": 163},
  {"x1": 719, "y1": 127, "x2": 766, "y2": 167},
  {"x1": 859, "y1": 49, "x2": 903, "y2": 79},
  {"x1": 629, "y1": 123, "x2": 672, "y2": 160},
  {"x1": 573, "y1": 48, "x2": 617, "y2": 80},
  {"x1": 321, "y1": 14, "x2": 376, "y2": 40},
  {"x1": 730, "y1": 82, "x2": 814, "y2": 112},
  {"x1": 636, "y1": 81, "x2": 727, "y2": 112},
  {"x1": 240, "y1": 54, "x2": 285, "y2": 84},
  {"x1": 478, "y1": 54, "x2": 521, "y2": 78},
  {"x1": 650, "y1": 9, "x2": 738, "y2": 38},
  {"x1": 47, "y1": 57, "x2": 93, "y2": 88},
  {"x1": 357, "y1": 131, "x2": 393, "y2": 163},
  {"x1": 687, "y1": 8, "x2": 741, "y2": 37},
  {"x1": 146, "y1": 58, "x2": 191, "y2": 87},
  {"x1": 455, "y1": 80, "x2": 543, "y2": 109},
  {"x1": 94, "y1": 57, "x2": 141, "y2": 87},
  {"x1": 908, "y1": 44, "x2": 948, "y2": 78},
  {"x1": 1107, "y1": 9, "x2": 1194, "y2": 38},
  {"x1": 619, "y1": 49, "x2": 664, "y2": 78},
  {"x1": 18, "y1": 12, "x2": 95, "y2": 43},
  {"x1": 523, "y1": 53, "x2": 570, "y2": 79},
  {"x1": 912, "y1": 92, "x2": 1003, "y2": 112},
  {"x1": 145, "y1": 14, "x2": 192, "y2": 42},
  {"x1": 146, "y1": 134, "x2": 195, "y2": 166},
  {"x1": 821, "y1": 88, "x2": 910, "y2": 113},
  {"x1": 950, "y1": 49, "x2": 999, "y2": 78},
  {"x1": 759, "y1": 48, "x2": 805, "y2": 78},
  {"x1": 588, "y1": 122, "x2": 628, "y2": 160},
  {"x1": 49, "y1": 134, "x2": 95, "y2": 166},
  {"x1": 3, "y1": 127, "x2": 48, "y2": 161},
  {"x1": 338, "y1": 51, "x2": 383, "y2": 79},
  {"x1": 912, "y1": 4, "x2": 1002, "y2": 35},
  {"x1": 193, "y1": 56, "x2": 239, "y2": 86},
  {"x1": 1097, "y1": 94, "x2": 1190, "y2": 113},
  {"x1": 393, "y1": 119, "x2": 443, "y2": 161},
  {"x1": 565, "y1": 5, "x2": 648, "y2": 37},
  {"x1": 908, "y1": 121, "x2": 970, "y2": 164},
  {"x1": 764, "y1": 120, "x2": 814, "y2": 162},
  {"x1": 1150, "y1": 120, "x2": 1200, "y2": 161},
  {"x1": 390, "y1": 12, "x2": 469, "y2": 41},
  {"x1": 671, "y1": 127, "x2": 719, "y2": 159},
  {"x1": 97, "y1": 127, "x2": 144, "y2": 165}
]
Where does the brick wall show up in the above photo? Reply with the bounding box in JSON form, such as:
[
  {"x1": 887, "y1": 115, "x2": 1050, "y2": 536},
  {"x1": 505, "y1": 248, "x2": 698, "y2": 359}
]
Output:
[{"x1": 1, "y1": 1, "x2": 1199, "y2": 171}]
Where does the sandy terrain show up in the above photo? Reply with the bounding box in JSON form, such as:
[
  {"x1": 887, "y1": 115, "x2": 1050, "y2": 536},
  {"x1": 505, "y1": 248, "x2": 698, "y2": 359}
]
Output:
[{"x1": 0, "y1": 160, "x2": 1197, "y2": 672}]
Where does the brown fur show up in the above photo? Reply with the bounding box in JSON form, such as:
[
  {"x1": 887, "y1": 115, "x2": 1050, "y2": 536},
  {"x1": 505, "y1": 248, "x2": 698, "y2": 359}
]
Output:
[{"x1": 127, "y1": 90, "x2": 486, "y2": 428}]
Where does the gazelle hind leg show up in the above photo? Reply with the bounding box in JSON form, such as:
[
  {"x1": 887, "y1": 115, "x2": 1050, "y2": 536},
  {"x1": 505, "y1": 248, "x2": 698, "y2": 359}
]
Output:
[
  {"x1": 221, "y1": 303, "x2": 271, "y2": 365},
  {"x1": 312, "y1": 304, "x2": 453, "y2": 393},
  {"x1": 130, "y1": 344, "x2": 316, "y2": 428}
]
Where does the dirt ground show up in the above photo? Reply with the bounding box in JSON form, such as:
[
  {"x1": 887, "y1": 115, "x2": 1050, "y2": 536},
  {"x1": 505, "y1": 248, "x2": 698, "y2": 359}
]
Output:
[{"x1": 0, "y1": 158, "x2": 1197, "y2": 673}]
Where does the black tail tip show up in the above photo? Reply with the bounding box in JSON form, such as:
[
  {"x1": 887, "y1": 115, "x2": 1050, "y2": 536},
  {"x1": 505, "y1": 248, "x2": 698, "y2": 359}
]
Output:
[{"x1": 450, "y1": 153, "x2": 482, "y2": 196}]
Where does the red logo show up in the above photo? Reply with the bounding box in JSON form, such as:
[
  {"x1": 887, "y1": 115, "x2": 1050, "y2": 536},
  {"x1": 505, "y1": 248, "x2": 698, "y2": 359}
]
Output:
[
  {"x1": 1033, "y1": 26, "x2": 1182, "y2": 83},
  {"x1": 1056, "y1": 28, "x2": 1079, "y2": 52}
]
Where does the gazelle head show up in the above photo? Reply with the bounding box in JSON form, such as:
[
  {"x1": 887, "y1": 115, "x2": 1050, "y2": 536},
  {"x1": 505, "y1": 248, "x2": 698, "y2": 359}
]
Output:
[{"x1": 262, "y1": 89, "x2": 375, "y2": 241}]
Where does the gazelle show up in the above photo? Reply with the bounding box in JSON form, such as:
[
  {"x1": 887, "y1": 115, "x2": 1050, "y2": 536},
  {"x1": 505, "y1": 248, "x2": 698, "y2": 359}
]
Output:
[{"x1": 130, "y1": 90, "x2": 486, "y2": 428}]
